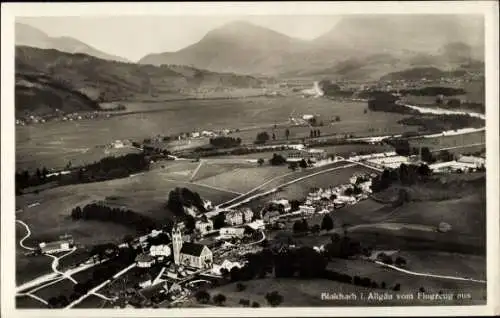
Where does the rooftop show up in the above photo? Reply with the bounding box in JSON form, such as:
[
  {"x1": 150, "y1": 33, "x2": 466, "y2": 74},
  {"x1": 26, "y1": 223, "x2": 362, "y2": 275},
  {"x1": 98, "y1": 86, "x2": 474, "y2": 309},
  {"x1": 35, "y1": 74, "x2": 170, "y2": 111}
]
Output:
[{"x1": 180, "y1": 242, "x2": 207, "y2": 257}]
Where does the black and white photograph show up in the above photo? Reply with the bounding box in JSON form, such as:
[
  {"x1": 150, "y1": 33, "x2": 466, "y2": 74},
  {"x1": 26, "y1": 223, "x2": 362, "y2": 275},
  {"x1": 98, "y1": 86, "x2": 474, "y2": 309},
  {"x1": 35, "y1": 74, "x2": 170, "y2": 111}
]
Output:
[{"x1": 1, "y1": 2, "x2": 499, "y2": 317}]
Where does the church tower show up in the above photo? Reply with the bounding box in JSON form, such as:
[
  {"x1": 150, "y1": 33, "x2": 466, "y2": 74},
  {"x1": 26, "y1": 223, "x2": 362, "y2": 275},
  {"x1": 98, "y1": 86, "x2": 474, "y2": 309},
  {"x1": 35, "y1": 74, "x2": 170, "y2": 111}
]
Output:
[{"x1": 171, "y1": 223, "x2": 183, "y2": 265}]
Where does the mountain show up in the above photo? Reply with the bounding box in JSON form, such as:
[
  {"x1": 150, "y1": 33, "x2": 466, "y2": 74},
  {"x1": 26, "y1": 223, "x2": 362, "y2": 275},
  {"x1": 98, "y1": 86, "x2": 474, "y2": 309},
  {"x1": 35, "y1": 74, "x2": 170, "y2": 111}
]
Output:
[
  {"x1": 16, "y1": 72, "x2": 101, "y2": 117},
  {"x1": 139, "y1": 16, "x2": 484, "y2": 79},
  {"x1": 15, "y1": 46, "x2": 264, "y2": 114},
  {"x1": 15, "y1": 22, "x2": 130, "y2": 63},
  {"x1": 139, "y1": 21, "x2": 311, "y2": 75}
]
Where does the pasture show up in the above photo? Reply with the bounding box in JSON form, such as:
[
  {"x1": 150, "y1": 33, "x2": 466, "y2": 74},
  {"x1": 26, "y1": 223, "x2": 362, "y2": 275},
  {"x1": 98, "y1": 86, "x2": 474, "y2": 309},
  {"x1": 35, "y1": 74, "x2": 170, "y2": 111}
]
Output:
[
  {"x1": 16, "y1": 96, "x2": 412, "y2": 171},
  {"x1": 408, "y1": 130, "x2": 485, "y2": 152},
  {"x1": 184, "y1": 276, "x2": 484, "y2": 307}
]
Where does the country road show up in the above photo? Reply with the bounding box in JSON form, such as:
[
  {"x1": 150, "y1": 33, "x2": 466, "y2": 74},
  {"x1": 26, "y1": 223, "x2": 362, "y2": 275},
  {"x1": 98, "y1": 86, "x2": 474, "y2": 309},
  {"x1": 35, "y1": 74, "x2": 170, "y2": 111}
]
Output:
[
  {"x1": 16, "y1": 220, "x2": 35, "y2": 251},
  {"x1": 374, "y1": 261, "x2": 486, "y2": 284}
]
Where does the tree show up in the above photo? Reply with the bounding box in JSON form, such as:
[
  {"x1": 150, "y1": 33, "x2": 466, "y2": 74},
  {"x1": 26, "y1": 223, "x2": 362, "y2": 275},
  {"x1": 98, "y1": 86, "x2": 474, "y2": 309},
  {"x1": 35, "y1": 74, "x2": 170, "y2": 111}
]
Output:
[
  {"x1": 251, "y1": 301, "x2": 260, "y2": 308},
  {"x1": 395, "y1": 256, "x2": 407, "y2": 267},
  {"x1": 255, "y1": 132, "x2": 270, "y2": 144},
  {"x1": 364, "y1": 109, "x2": 368, "y2": 114},
  {"x1": 335, "y1": 116, "x2": 341, "y2": 122},
  {"x1": 321, "y1": 214, "x2": 334, "y2": 232},
  {"x1": 381, "y1": 281, "x2": 387, "y2": 289},
  {"x1": 393, "y1": 283, "x2": 401, "y2": 291},
  {"x1": 269, "y1": 153, "x2": 287, "y2": 166},
  {"x1": 272, "y1": 133, "x2": 276, "y2": 141},
  {"x1": 311, "y1": 224, "x2": 321, "y2": 234},
  {"x1": 285, "y1": 129, "x2": 290, "y2": 140},
  {"x1": 421, "y1": 147, "x2": 435, "y2": 163},
  {"x1": 257, "y1": 158, "x2": 265, "y2": 166},
  {"x1": 419, "y1": 287, "x2": 425, "y2": 293},
  {"x1": 265, "y1": 291, "x2": 284, "y2": 307},
  {"x1": 239, "y1": 298, "x2": 250, "y2": 307},
  {"x1": 195, "y1": 290, "x2": 210, "y2": 304},
  {"x1": 236, "y1": 283, "x2": 247, "y2": 292},
  {"x1": 289, "y1": 162, "x2": 298, "y2": 171},
  {"x1": 299, "y1": 159, "x2": 308, "y2": 169},
  {"x1": 212, "y1": 212, "x2": 226, "y2": 229},
  {"x1": 184, "y1": 215, "x2": 196, "y2": 233},
  {"x1": 310, "y1": 130, "x2": 314, "y2": 138},
  {"x1": 213, "y1": 293, "x2": 227, "y2": 306}
]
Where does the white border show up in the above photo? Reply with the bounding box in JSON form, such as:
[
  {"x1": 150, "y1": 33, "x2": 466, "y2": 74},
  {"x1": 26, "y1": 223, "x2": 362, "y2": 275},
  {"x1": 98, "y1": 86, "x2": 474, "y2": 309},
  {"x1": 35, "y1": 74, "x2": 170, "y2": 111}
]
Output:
[{"x1": 1, "y1": 2, "x2": 499, "y2": 317}]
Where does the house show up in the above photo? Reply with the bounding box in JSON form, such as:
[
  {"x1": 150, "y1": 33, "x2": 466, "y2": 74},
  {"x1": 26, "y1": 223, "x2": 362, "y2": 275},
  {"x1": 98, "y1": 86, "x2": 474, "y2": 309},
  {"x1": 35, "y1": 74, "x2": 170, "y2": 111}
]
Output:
[
  {"x1": 219, "y1": 227, "x2": 246, "y2": 239},
  {"x1": 203, "y1": 199, "x2": 213, "y2": 211},
  {"x1": 272, "y1": 199, "x2": 291, "y2": 213},
  {"x1": 179, "y1": 242, "x2": 213, "y2": 269},
  {"x1": 299, "y1": 205, "x2": 316, "y2": 215},
  {"x1": 226, "y1": 208, "x2": 253, "y2": 226},
  {"x1": 457, "y1": 155, "x2": 485, "y2": 168},
  {"x1": 38, "y1": 239, "x2": 73, "y2": 254},
  {"x1": 149, "y1": 245, "x2": 171, "y2": 258},
  {"x1": 245, "y1": 220, "x2": 265, "y2": 231},
  {"x1": 138, "y1": 274, "x2": 152, "y2": 289},
  {"x1": 195, "y1": 218, "x2": 214, "y2": 236},
  {"x1": 135, "y1": 254, "x2": 155, "y2": 268}
]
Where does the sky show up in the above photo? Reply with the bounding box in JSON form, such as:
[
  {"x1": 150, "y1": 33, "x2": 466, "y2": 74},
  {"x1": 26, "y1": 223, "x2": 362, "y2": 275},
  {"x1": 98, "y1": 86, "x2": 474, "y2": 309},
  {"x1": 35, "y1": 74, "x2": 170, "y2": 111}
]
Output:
[{"x1": 17, "y1": 16, "x2": 342, "y2": 62}]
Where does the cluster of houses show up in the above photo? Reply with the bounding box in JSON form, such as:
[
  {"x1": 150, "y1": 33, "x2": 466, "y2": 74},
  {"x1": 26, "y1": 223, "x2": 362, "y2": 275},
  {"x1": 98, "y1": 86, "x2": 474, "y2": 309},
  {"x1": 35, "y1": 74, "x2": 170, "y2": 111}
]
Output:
[
  {"x1": 429, "y1": 155, "x2": 486, "y2": 173},
  {"x1": 262, "y1": 172, "x2": 375, "y2": 224}
]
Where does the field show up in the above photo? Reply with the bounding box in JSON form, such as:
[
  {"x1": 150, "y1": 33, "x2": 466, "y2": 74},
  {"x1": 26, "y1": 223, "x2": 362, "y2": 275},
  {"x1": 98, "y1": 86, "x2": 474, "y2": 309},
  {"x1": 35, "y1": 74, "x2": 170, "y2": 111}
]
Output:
[
  {"x1": 16, "y1": 95, "x2": 414, "y2": 171},
  {"x1": 183, "y1": 276, "x2": 484, "y2": 307},
  {"x1": 408, "y1": 130, "x2": 485, "y2": 152}
]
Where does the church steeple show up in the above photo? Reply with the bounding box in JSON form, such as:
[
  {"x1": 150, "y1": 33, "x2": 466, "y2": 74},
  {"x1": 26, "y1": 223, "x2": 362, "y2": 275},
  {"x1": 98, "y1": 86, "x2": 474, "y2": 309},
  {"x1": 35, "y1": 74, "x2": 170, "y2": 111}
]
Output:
[{"x1": 171, "y1": 222, "x2": 183, "y2": 265}]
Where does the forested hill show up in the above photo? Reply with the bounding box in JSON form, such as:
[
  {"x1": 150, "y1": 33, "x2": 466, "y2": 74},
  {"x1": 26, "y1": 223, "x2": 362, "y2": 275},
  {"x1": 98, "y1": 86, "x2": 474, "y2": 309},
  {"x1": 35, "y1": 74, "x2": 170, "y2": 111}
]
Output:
[{"x1": 15, "y1": 46, "x2": 264, "y2": 115}]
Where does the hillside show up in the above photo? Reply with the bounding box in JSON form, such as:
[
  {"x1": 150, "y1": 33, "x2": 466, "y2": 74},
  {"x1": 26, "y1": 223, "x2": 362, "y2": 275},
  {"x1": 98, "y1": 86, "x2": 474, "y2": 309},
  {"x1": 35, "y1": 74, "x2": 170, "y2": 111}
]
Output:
[
  {"x1": 138, "y1": 16, "x2": 484, "y2": 79},
  {"x1": 15, "y1": 46, "x2": 264, "y2": 112},
  {"x1": 15, "y1": 23, "x2": 130, "y2": 63},
  {"x1": 15, "y1": 72, "x2": 101, "y2": 117}
]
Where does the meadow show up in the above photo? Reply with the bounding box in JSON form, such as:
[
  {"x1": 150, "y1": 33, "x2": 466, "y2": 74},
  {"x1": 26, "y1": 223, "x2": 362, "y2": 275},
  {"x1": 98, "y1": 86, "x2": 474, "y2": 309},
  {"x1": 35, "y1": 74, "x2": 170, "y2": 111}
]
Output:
[{"x1": 16, "y1": 95, "x2": 412, "y2": 171}]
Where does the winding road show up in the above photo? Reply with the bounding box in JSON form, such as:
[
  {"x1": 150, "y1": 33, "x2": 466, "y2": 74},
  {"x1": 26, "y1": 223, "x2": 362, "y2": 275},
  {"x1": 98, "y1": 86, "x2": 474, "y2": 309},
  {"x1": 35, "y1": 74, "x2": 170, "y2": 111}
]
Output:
[{"x1": 16, "y1": 220, "x2": 35, "y2": 251}]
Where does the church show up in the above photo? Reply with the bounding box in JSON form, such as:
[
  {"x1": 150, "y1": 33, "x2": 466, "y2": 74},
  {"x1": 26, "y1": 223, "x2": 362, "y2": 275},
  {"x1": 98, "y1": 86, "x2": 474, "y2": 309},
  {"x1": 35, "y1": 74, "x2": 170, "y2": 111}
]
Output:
[{"x1": 172, "y1": 223, "x2": 213, "y2": 269}]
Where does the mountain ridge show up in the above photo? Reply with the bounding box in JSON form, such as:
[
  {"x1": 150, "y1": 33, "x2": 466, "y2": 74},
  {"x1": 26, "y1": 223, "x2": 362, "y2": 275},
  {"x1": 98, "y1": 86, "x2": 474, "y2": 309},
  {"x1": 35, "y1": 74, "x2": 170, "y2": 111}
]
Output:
[{"x1": 15, "y1": 22, "x2": 131, "y2": 63}]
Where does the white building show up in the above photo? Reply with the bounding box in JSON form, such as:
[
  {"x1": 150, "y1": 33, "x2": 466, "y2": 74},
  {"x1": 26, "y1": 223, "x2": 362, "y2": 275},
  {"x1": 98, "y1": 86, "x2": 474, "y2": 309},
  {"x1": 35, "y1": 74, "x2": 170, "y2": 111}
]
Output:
[
  {"x1": 245, "y1": 220, "x2": 265, "y2": 231},
  {"x1": 195, "y1": 219, "x2": 214, "y2": 235},
  {"x1": 136, "y1": 254, "x2": 155, "y2": 268},
  {"x1": 149, "y1": 245, "x2": 171, "y2": 258},
  {"x1": 299, "y1": 205, "x2": 316, "y2": 215},
  {"x1": 38, "y1": 240, "x2": 73, "y2": 254},
  {"x1": 272, "y1": 199, "x2": 291, "y2": 213},
  {"x1": 219, "y1": 227, "x2": 246, "y2": 239},
  {"x1": 457, "y1": 155, "x2": 485, "y2": 168},
  {"x1": 226, "y1": 208, "x2": 253, "y2": 226}
]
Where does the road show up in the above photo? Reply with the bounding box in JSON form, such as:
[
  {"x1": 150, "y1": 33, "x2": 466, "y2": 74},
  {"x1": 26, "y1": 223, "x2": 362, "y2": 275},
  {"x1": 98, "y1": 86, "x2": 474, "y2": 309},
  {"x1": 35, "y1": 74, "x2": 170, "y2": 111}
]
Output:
[
  {"x1": 223, "y1": 162, "x2": 359, "y2": 210},
  {"x1": 374, "y1": 261, "x2": 486, "y2": 284},
  {"x1": 65, "y1": 263, "x2": 136, "y2": 309},
  {"x1": 16, "y1": 220, "x2": 35, "y2": 251}
]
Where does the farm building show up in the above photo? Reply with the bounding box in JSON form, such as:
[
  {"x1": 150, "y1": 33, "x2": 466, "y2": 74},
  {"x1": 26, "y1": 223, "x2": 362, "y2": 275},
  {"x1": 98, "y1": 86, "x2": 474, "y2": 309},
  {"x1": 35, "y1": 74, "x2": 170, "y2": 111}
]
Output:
[
  {"x1": 299, "y1": 205, "x2": 316, "y2": 215},
  {"x1": 457, "y1": 155, "x2": 485, "y2": 168},
  {"x1": 219, "y1": 227, "x2": 246, "y2": 239},
  {"x1": 149, "y1": 245, "x2": 171, "y2": 258},
  {"x1": 38, "y1": 239, "x2": 73, "y2": 254},
  {"x1": 135, "y1": 254, "x2": 155, "y2": 268},
  {"x1": 367, "y1": 155, "x2": 411, "y2": 169},
  {"x1": 286, "y1": 148, "x2": 327, "y2": 162},
  {"x1": 271, "y1": 199, "x2": 291, "y2": 213}
]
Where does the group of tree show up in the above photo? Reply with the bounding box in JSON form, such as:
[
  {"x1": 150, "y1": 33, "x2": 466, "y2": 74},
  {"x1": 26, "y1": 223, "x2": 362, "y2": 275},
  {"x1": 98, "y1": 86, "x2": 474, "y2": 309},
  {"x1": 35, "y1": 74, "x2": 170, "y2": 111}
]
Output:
[
  {"x1": 310, "y1": 129, "x2": 321, "y2": 138},
  {"x1": 292, "y1": 219, "x2": 309, "y2": 234},
  {"x1": 211, "y1": 212, "x2": 227, "y2": 230},
  {"x1": 209, "y1": 136, "x2": 242, "y2": 148},
  {"x1": 166, "y1": 187, "x2": 206, "y2": 217},
  {"x1": 70, "y1": 203, "x2": 157, "y2": 232},
  {"x1": 399, "y1": 86, "x2": 466, "y2": 97},
  {"x1": 255, "y1": 132, "x2": 270, "y2": 144},
  {"x1": 15, "y1": 167, "x2": 51, "y2": 193},
  {"x1": 398, "y1": 114, "x2": 484, "y2": 132},
  {"x1": 269, "y1": 153, "x2": 287, "y2": 166},
  {"x1": 371, "y1": 163, "x2": 432, "y2": 192},
  {"x1": 321, "y1": 214, "x2": 334, "y2": 231}
]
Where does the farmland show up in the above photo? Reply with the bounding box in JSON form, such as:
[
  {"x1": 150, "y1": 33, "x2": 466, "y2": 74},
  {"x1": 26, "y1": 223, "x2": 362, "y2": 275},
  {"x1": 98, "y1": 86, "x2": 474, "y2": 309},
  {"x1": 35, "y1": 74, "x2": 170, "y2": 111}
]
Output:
[{"x1": 16, "y1": 95, "x2": 414, "y2": 171}]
